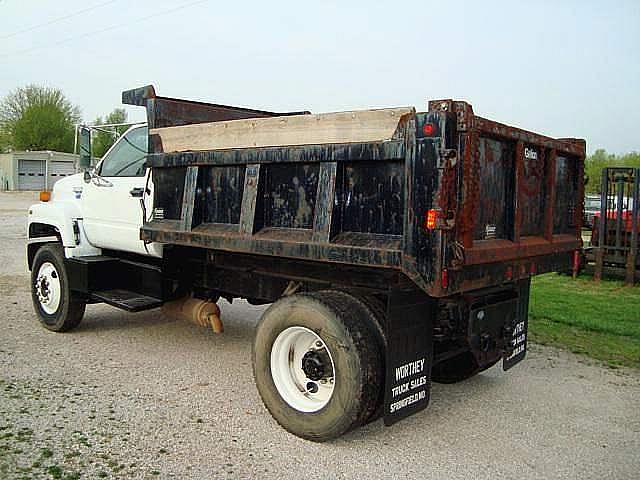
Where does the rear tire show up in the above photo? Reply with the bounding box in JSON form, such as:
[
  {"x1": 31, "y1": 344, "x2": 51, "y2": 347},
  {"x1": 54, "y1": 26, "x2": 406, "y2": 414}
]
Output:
[
  {"x1": 31, "y1": 244, "x2": 85, "y2": 332},
  {"x1": 252, "y1": 291, "x2": 382, "y2": 441}
]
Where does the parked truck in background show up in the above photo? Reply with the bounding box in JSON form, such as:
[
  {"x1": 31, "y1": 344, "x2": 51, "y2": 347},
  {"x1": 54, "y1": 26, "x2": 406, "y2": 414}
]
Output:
[{"x1": 27, "y1": 85, "x2": 585, "y2": 441}]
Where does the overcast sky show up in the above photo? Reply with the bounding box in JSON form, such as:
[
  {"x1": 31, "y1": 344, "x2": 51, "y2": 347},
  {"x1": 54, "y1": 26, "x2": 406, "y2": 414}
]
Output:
[{"x1": 1, "y1": 0, "x2": 638, "y2": 154}]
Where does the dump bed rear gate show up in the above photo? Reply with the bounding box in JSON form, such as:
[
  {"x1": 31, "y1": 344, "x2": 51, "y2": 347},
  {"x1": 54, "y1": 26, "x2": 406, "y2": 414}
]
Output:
[{"x1": 432, "y1": 100, "x2": 585, "y2": 294}]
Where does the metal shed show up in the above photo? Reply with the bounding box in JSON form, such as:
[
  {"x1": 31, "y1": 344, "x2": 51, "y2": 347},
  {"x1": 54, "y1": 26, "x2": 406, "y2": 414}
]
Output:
[{"x1": 0, "y1": 151, "x2": 78, "y2": 191}]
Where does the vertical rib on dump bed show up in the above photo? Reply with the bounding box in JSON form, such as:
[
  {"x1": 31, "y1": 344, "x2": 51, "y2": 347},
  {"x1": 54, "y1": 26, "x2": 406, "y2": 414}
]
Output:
[{"x1": 126, "y1": 87, "x2": 585, "y2": 297}]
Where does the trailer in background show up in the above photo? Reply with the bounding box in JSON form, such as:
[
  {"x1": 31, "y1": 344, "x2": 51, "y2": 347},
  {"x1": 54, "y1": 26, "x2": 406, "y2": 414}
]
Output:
[{"x1": 586, "y1": 167, "x2": 640, "y2": 285}]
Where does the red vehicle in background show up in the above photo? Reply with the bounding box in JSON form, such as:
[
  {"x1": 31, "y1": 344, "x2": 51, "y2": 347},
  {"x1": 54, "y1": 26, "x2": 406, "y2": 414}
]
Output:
[{"x1": 590, "y1": 206, "x2": 637, "y2": 248}]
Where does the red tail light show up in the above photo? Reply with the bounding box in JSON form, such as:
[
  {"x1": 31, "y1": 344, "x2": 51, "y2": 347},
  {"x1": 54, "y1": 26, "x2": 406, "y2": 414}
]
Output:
[
  {"x1": 441, "y1": 268, "x2": 449, "y2": 289},
  {"x1": 422, "y1": 123, "x2": 436, "y2": 136},
  {"x1": 505, "y1": 266, "x2": 513, "y2": 281}
]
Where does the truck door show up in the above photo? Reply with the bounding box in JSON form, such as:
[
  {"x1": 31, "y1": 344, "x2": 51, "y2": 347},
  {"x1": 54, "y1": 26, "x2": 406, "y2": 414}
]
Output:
[{"x1": 82, "y1": 125, "x2": 160, "y2": 257}]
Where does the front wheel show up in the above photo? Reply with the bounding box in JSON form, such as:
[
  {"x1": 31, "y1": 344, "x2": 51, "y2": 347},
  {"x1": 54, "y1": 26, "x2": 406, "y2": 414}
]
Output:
[
  {"x1": 31, "y1": 244, "x2": 85, "y2": 332},
  {"x1": 252, "y1": 291, "x2": 383, "y2": 441}
]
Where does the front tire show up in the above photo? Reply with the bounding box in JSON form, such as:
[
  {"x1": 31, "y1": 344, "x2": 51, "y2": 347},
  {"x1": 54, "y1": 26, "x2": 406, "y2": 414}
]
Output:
[
  {"x1": 31, "y1": 244, "x2": 85, "y2": 332},
  {"x1": 253, "y1": 291, "x2": 382, "y2": 441}
]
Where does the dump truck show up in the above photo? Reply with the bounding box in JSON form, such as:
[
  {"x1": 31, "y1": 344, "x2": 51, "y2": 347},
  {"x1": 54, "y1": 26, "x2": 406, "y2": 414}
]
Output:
[{"x1": 27, "y1": 85, "x2": 585, "y2": 441}]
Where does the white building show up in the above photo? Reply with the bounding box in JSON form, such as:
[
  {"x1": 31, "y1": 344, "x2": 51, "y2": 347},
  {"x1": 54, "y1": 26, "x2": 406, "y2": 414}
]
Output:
[{"x1": 0, "y1": 151, "x2": 78, "y2": 191}]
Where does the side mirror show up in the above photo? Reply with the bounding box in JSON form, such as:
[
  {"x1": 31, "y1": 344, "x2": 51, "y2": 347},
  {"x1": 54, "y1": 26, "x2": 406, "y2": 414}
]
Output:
[
  {"x1": 79, "y1": 126, "x2": 92, "y2": 170},
  {"x1": 83, "y1": 170, "x2": 92, "y2": 183}
]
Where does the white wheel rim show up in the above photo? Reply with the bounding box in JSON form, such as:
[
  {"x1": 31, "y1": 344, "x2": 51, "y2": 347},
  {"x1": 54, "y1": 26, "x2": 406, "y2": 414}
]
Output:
[
  {"x1": 270, "y1": 326, "x2": 336, "y2": 413},
  {"x1": 35, "y1": 262, "x2": 61, "y2": 315}
]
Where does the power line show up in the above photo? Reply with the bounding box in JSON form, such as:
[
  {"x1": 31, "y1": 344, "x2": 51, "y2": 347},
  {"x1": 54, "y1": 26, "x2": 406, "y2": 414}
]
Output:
[
  {"x1": 1, "y1": 0, "x2": 118, "y2": 40},
  {"x1": 0, "y1": 0, "x2": 209, "y2": 58}
]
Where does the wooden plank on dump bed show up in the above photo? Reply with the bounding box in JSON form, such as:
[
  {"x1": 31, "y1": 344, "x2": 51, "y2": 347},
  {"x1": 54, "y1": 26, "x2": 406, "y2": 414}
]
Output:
[{"x1": 150, "y1": 107, "x2": 415, "y2": 153}]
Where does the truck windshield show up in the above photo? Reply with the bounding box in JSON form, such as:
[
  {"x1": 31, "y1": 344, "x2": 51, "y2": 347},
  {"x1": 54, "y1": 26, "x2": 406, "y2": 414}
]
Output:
[{"x1": 100, "y1": 126, "x2": 148, "y2": 177}]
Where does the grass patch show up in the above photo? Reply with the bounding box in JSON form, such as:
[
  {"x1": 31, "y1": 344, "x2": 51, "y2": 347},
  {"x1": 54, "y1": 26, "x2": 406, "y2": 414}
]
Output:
[
  {"x1": 47, "y1": 465, "x2": 63, "y2": 479},
  {"x1": 40, "y1": 447, "x2": 53, "y2": 459},
  {"x1": 529, "y1": 273, "x2": 640, "y2": 368}
]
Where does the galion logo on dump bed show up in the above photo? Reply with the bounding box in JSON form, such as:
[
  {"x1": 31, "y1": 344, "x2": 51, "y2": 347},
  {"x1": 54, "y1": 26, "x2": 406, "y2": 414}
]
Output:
[{"x1": 524, "y1": 147, "x2": 538, "y2": 160}]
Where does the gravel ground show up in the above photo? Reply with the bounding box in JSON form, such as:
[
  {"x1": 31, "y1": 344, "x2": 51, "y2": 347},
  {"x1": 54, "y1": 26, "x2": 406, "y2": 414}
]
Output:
[{"x1": 1, "y1": 191, "x2": 639, "y2": 479}]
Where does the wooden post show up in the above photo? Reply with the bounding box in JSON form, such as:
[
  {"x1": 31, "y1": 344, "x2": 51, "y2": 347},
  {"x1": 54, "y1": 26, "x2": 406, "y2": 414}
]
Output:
[
  {"x1": 312, "y1": 162, "x2": 337, "y2": 243},
  {"x1": 179, "y1": 166, "x2": 198, "y2": 231},
  {"x1": 625, "y1": 169, "x2": 639, "y2": 285},
  {"x1": 239, "y1": 164, "x2": 261, "y2": 235},
  {"x1": 594, "y1": 168, "x2": 609, "y2": 282}
]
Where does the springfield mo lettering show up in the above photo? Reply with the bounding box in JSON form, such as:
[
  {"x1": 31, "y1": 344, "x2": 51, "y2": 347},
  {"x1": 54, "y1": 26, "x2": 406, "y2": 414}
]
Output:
[
  {"x1": 389, "y1": 390, "x2": 426, "y2": 413},
  {"x1": 389, "y1": 358, "x2": 428, "y2": 414}
]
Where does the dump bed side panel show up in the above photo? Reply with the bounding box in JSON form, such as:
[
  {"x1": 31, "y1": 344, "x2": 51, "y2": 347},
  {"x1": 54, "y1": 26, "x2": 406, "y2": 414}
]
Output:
[{"x1": 141, "y1": 102, "x2": 426, "y2": 291}]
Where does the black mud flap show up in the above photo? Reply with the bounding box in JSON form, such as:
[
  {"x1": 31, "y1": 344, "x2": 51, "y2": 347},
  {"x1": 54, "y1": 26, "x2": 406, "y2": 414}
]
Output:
[
  {"x1": 383, "y1": 289, "x2": 434, "y2": 426},
  {"x1": 503, "y1": 278, "x2": 531, "y2": 371}
]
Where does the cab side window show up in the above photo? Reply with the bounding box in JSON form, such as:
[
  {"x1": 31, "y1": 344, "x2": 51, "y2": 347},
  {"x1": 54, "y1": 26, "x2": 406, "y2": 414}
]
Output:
[{"x1": 99, "y1": 127, "x2": 148, "y2": 177}]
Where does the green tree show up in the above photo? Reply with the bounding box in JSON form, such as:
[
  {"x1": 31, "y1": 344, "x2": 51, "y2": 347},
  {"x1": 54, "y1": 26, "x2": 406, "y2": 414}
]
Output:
[
  {"x1": 91, "y1": 108, "x2": 128, "y2": 159},
  {"x1": 584, "y1": 149, "x2": 640, "y2": 193},
  {"x1": 0, "y1": 128, "x2": 11, "y2": 153},
  {"x1": 0, "y1": 85, "x2": 81, "y2": 152}
]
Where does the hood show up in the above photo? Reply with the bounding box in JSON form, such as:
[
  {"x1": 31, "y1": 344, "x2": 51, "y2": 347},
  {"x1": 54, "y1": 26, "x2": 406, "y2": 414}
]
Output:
[{"x1": 51, "y1": 172, "x2": 85, "y2": 202}]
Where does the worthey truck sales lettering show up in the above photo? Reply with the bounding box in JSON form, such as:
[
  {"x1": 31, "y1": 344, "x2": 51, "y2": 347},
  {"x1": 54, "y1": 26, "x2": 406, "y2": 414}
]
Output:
[
  {"x1": 391, "y1": 375, "x2": 427, "y2": 398},
  {"x1": 395, "y1": 358, "x2": 425, "y2": 382},
  {"x1": 389, "y1": 358, "x2": 428, "y2": 414}
]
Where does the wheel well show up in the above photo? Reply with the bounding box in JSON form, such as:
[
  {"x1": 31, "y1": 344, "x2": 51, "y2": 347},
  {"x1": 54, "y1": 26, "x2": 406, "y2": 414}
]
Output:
[
  {"x1": 29, "y1": 222, "x2": 60, "y2": 239},
  {"x1": 27, "y1": 237, "x2": 61, "y2": 272}
]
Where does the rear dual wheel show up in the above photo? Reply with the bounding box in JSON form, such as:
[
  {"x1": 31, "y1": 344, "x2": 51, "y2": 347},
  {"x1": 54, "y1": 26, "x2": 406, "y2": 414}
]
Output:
[{"x1": 252, "y1": 291, "x2": 383, "y2": 442}]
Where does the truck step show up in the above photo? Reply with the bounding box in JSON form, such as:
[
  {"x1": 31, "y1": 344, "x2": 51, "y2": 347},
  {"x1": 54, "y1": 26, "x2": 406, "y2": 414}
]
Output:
[{"x1": 91, "y1": 289, "x2": 162, "y2": 312}]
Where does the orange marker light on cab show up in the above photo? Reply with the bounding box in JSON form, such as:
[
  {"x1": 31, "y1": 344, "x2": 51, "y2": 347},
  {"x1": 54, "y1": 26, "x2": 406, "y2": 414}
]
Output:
[{"x1": 39, "y1": 191, "x2": 51, "y2": 202}]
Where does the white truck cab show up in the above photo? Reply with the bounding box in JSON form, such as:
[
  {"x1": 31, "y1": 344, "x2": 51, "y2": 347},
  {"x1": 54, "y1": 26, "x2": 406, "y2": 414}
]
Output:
[{"x1": 28, "y1": 124, "x2": 161, "y2": 260}]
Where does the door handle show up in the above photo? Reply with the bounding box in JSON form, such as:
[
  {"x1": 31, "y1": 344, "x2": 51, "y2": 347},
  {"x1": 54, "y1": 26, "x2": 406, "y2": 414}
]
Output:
[{"x1": 130, "y1": 187, "x2": 145, "y2": 198}]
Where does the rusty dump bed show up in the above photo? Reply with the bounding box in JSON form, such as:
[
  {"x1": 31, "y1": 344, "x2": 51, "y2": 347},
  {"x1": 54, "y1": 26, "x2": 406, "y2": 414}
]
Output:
[{"x1": 125, "y1": 86, "x2": 585, "y2": 297}]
